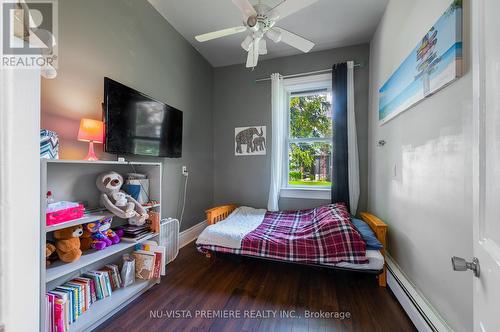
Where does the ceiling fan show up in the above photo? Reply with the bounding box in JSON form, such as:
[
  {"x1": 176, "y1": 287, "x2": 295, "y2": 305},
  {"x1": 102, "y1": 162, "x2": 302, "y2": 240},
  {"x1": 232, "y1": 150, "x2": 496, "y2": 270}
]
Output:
[{"x1": 195, "y1": 0, "x2": 319, "y2": 68}]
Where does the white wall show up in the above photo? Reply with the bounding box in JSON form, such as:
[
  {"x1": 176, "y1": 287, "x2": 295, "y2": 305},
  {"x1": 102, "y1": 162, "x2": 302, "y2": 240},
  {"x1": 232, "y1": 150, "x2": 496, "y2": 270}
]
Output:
[{"x1": 368, "y1": 1, "x2": 472, "y2": 331}]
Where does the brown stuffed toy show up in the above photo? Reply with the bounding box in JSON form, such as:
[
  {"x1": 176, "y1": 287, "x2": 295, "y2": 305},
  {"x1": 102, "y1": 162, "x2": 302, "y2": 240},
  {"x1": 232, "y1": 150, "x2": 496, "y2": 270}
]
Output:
[
  {"x1": 45, "y1": 243, "x2": 56, "y2": 266},
  {"x1": 54, "y1": 225, "x2": 83, "y2": 263}
]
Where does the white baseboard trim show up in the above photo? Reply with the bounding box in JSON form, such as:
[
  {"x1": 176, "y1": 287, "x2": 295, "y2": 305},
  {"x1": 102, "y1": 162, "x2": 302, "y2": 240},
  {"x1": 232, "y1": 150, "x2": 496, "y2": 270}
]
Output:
[
  {"x1": 179, "y1": 220, "x2": 208, "y2": 248},
  {"x1": 386, "y1": 255, "x2": 452, "y2": 332}
]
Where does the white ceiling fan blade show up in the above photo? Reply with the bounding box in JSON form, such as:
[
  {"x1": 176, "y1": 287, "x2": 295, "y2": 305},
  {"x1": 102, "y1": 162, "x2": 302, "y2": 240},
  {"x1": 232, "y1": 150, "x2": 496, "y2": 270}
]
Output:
[
  {"x1": 232, "y1": 0, "x2": 257, "y2": 20},
  {"x1": 269, "y1": 0, "x2": 319, "y2": 21},
  {"x1": 259, "y1": 39, "x2": 267, "y2": 55},
  {"x1": 195, "y1": 26, "x2": 246, "y2": 42},
  {"x1": 246, "y1": 38, "x2": 260, "y2": 68},
  {"x1": 275, "y1": 27, "x2": 314, "y2": 53}
]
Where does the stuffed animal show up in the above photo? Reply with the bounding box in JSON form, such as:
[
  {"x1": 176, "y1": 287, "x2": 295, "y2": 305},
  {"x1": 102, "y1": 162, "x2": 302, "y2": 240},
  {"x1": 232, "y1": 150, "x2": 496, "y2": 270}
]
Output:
[
  {"x1": 80, "y1": 221, "x2": 111, "y2": 251},
  {"x1": 112, "y1": 192, "x2": 128, "y2": 211},
  {"x1": 96, "y1": 172, "x2": 149, "y2": 226},
  {"x1": 54, "y1": 225, "x2": 83, "y2": 263},
  {"x1": 45, "y1": 243, "x2": 56, "y2": 266},
  {"x1": 100, "y1": 217, "x2": 122, "y2": 245},
  {"x1": 81, "y1": 217, "x2": 123, "y2": 251}
]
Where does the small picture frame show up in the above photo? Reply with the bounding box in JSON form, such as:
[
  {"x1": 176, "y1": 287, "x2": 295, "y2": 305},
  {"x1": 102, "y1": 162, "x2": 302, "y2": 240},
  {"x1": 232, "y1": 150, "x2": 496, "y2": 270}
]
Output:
[{"x1": 234, "y1": 126, "x2": 266, "y2": 156}]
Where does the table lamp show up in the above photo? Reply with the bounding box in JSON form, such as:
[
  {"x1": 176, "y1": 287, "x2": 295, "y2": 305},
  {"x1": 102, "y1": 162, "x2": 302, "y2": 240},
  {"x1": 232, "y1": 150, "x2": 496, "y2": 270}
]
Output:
[{"x1": 77, "y1": 118, "x2": 103, "y2": 161}]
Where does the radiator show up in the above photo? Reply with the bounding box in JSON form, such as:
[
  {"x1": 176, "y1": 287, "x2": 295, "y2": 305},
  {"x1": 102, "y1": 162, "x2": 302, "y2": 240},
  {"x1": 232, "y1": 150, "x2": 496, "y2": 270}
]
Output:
[{"x1": 159, "y1": 218, "x2": 180, "y2": 263}]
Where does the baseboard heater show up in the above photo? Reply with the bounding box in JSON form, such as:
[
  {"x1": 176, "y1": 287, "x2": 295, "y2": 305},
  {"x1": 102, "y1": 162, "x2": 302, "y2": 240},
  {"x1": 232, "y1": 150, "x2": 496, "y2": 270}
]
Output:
[{"x1": 386, "y1": 256, "x2": 452, "y2": 332}]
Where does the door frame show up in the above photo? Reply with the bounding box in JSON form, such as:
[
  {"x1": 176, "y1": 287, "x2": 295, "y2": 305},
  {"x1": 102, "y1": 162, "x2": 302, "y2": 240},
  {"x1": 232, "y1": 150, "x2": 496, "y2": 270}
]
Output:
[
  {"x1": 471, "y1": 0, "x2": 500, "y2": 331},
  {"x1": 0, "y1": 67, "x2": 41, "y2": 331}
]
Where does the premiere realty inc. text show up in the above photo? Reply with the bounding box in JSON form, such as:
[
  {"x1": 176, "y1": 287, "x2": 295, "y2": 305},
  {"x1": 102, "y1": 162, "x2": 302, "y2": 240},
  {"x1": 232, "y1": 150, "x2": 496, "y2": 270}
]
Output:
[{"x1": 150, "y1": 309, "x2": 351, "y2": 320}]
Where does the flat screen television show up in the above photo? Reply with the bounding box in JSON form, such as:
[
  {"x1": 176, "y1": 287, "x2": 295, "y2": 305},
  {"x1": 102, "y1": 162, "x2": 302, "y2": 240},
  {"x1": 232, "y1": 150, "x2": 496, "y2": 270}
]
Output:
[{"x1": 104, "y1": 77, "x2": 182, "y2": 158}]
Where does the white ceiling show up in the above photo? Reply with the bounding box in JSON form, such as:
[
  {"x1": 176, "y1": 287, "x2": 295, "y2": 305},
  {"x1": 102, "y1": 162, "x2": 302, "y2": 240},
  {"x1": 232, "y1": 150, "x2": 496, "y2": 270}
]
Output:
[{"x1": 148, "y1": 0, "x2": 388, "y2": 67}]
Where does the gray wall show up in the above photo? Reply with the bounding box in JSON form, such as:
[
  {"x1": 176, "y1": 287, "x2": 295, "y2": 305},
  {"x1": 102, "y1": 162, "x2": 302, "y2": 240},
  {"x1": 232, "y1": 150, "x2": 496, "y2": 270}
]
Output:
[
  {"x1": 213, "y1": 45, "x2": 370, "y2": 211},
  {"x1": 41, "y1": 0, "x2": 214, "y2": 230},
  {"x1": 368, "y1": 0, "x2": 472, "y2": 331}
]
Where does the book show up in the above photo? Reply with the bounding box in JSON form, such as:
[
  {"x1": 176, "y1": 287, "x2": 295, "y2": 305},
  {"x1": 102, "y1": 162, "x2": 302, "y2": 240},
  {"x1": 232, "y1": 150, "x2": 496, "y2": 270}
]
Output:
[
  {"x1": 101, "y1": 271, "x2": 113, "y2": 296},
  {"x1": 72, "y1": 278, "x2": 92, "y2": 308},
  {"x1": 48, "y1": 290, "x2": 70, "y2": 330},
  {"x1": 100, "y1": 267, "x2": 116, "y2": 290},
  {"x1": 54, "y1": 287, "x2": 74, "y2": 323},
  {"x1": 47, "y1": 293, "x2": 55, "y2": 332},
  {"x1": 92, "y1": 271, "x2": 112, "y2": 297},
  {"x1": 121, "y1": 232, "x2": 154, "y2": 243},
  {"x1": 56, "y1": 285, "x2": 78, "y2": 320},
  {"x1": 67, "y1": 281, "x2": 87, "y2": 312},
  {"x1": 110, "y1": 264, "x2": 122, "y2": 288},
  {"x1": 74, "y1": 276, "x2": 96, "y2": 304},
  {"x1": 142, "y1": 241, "x2": 167, "y2": 276},
  {"x1": 104, "y1": 264, "x2": 122, "y2": 290},
  {"x1": 152, "y1": 251, "x2": 162, "y2": 279},
  {"x1": 65, "y1": 282, "x2": 84, "y2": 314},
  {"x1": 45, "y1": 295, "x2": 50, "y2": 332},
  {"x1": 54, "y1": 298, "x2": 65, "y2": 332},
  {"x1": 132, "y1": 250, "x2": 156, "y2": 280},
  {"x1": 82, "y1": 272, "x2": 103, "y2": 300}
]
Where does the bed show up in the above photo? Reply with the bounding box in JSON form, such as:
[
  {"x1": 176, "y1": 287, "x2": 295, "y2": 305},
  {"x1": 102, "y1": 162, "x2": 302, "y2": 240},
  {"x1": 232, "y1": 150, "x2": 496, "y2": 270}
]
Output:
[{"x1": 196, "y1": 203, "x2": 388, "y2": 287}]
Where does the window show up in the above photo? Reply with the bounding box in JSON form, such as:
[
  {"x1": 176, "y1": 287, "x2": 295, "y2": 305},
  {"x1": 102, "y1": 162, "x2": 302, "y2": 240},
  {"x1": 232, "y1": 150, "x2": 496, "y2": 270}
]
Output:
[{"x1": 281, "y1": 74, "x2": 332, "y2": 199}]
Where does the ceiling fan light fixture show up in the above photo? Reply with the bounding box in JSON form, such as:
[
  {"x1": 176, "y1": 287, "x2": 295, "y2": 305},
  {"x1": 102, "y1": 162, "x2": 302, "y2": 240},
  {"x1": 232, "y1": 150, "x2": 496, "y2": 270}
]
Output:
[
  {"x1": 266, "y1": 28, "x2": 282, "y2": 43},
  {"x1": 241, "y1": 35, "x2": 253, "y2": 51},
  {"x1": 246, "y1": 15, "x2": 258, "y2": 28}
]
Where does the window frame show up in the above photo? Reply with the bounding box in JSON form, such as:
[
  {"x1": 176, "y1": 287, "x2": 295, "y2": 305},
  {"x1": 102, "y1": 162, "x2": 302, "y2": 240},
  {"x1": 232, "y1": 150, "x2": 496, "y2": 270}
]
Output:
[{"x1": 280, "y1": 74, "x2": 333, "y2": 200}]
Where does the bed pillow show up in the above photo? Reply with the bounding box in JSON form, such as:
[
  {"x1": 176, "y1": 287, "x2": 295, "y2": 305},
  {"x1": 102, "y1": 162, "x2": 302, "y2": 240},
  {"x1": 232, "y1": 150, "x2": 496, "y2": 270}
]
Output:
[{"x1": 351, "y1": 217, "x2": 383, "y2": 250}]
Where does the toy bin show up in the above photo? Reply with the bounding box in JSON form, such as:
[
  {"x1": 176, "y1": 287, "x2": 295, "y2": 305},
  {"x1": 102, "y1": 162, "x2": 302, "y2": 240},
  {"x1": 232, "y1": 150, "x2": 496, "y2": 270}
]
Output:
[{"x1": 46, "y1": 201, "x2": 85, "y2": 226}]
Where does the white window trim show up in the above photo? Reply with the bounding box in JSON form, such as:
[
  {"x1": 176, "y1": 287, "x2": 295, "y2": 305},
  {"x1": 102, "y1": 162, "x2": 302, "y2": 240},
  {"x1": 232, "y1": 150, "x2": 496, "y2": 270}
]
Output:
[
  {"x1": 280, "y1": 187, "x2": 331, "y2": 200},
  {"x1": 280, "y1": 74, "x2": 332, "y2": 200}
]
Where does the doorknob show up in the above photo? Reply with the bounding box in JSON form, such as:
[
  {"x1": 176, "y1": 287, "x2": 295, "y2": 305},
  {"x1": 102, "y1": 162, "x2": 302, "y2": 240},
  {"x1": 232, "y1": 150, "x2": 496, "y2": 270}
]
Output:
[{"x1": 451, "y1": 256, "x2": 480, "y2": 277}]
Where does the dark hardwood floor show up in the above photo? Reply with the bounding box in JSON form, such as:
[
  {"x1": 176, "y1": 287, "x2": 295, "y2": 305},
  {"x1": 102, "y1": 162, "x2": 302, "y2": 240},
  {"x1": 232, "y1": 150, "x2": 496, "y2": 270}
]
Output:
[{"x1": 97, "y1": 243, "x2": 416, "y2": 332}]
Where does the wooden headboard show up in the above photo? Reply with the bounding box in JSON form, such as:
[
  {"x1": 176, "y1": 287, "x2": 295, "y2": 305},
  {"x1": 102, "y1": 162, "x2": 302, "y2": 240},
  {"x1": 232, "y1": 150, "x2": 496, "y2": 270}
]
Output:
[
  {"x1": 358, "y1": 212, "x2": 388, "y2": 287},
  {"x1": 206, "y1": 204, "x2": 237, "y2": 225},
  {"x1": 204, "y1": 205, "x2": 388, "y2": 287}
]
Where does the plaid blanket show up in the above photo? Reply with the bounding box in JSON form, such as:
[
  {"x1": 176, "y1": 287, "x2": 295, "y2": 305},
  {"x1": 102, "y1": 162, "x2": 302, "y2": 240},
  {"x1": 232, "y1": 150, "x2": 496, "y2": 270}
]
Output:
[{"x1": 197, "y1": 203, "x2": 368, "y2": 265}]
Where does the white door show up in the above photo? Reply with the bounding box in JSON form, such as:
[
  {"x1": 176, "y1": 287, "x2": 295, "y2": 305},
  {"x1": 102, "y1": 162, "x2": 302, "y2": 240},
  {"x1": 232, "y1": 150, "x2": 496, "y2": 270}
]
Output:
[{"x1": 468, "y1": 0, "x2": 500, "y2": 331}]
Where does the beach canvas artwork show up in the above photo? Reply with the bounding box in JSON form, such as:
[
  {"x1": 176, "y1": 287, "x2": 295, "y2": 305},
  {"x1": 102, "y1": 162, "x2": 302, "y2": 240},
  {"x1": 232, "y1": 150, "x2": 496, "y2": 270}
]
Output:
[{"x1": 379, "y1": 0, "x2": 463, "y2": 124}]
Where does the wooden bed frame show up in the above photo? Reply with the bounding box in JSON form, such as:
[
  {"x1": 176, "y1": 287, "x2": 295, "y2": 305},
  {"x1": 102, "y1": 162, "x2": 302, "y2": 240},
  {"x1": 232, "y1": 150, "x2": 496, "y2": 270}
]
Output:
[{"x1": 205, "y1": 205, "x2": 388, "y2": 287}]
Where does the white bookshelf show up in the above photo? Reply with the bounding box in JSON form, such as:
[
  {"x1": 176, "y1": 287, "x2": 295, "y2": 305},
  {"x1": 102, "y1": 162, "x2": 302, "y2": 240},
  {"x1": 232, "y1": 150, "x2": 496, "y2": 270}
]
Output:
[{"x1": 41, "y1": 159, "x2": 162, "y2": 331}]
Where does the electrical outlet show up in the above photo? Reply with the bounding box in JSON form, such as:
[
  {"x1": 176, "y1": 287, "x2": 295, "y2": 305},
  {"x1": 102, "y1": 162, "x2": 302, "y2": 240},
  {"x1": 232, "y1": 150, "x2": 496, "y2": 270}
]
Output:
[{"x1": 182, "y1": 166, "x2": 188, "y2": 176}]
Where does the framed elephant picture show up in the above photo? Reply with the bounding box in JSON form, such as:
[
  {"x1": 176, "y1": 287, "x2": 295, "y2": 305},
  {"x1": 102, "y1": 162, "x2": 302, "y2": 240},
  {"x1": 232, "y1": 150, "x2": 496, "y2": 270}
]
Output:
[{"x1": 235, "y1": 126, "x2": 266, "y2": 156}]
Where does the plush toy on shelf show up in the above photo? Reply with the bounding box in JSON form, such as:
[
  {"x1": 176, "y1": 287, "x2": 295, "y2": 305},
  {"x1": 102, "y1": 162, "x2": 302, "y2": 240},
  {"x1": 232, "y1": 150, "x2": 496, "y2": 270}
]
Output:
[
  {"x1": 45, "y1": 243, "x2": 56, "y2": 266},
  {"x1": 80, "y1": 217, "x2": 122, "y2": 251},
  {"x1": 96, "y1": 171, "x2": 149, "y2": 226},
  {"x1": 53, "y1": 225, "x2": 83, "y2": 263},
  {"x1": 100, "y1": 217, "x2": 122, "y2": 245}
]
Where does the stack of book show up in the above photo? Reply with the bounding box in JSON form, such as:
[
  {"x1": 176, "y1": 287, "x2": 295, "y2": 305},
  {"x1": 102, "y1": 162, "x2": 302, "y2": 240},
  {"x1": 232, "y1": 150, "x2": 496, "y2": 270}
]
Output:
[
  {"x1": 119, "y1": 224, "x2": 153, "y2": 242},
  {"x1": 45, "y1": 264, "x2": 122, "y2": 332},
  {"x1": 133, "y1": 241, "x2": 167, "y2": 280}
]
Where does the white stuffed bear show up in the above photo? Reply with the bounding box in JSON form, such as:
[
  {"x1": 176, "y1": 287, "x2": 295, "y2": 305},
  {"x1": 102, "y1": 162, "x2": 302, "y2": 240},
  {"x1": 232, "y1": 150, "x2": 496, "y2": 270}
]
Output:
[
  {"x1": 96, "y1": 171, "x2": 149, "y2": 226},
  {"x1": 112, "y1": 192, "x2": 128, "y2": 209}
]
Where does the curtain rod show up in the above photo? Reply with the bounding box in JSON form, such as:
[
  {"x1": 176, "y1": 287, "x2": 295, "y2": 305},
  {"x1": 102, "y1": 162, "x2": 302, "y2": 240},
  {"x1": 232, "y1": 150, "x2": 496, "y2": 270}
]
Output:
[{"x1": 255, "y1": 63, "x2": 362, "y2": 83}]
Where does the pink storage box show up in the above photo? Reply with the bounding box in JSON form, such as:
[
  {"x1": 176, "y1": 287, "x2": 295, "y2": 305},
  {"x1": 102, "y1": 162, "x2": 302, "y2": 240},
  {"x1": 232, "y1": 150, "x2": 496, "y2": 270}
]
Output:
[{"x1": 46, "y1": 202, "x2": 85, "y2": 226}]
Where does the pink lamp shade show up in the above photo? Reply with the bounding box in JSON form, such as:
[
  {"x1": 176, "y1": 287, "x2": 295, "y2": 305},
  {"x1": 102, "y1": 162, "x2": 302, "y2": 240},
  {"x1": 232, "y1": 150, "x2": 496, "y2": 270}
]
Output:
[
  {"x1": 77, "y1": 118, "x2": 104, "y2": 161},
  {"x1": 77, "y1": 118, "x2": 104, "y2": 143}
]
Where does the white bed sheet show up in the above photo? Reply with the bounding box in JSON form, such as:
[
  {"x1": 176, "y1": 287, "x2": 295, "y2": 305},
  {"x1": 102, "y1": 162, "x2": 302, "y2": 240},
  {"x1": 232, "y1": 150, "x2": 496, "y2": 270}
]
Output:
[
  {"x1": 196, "y1": 206, "x2": 384, "y2": 271},
  {"x1": 196, "y1": 206, "x2": 266, "y2": 249},
  {"x1": 334, "y1": 250, "x2": 384, "y2": 270}
]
